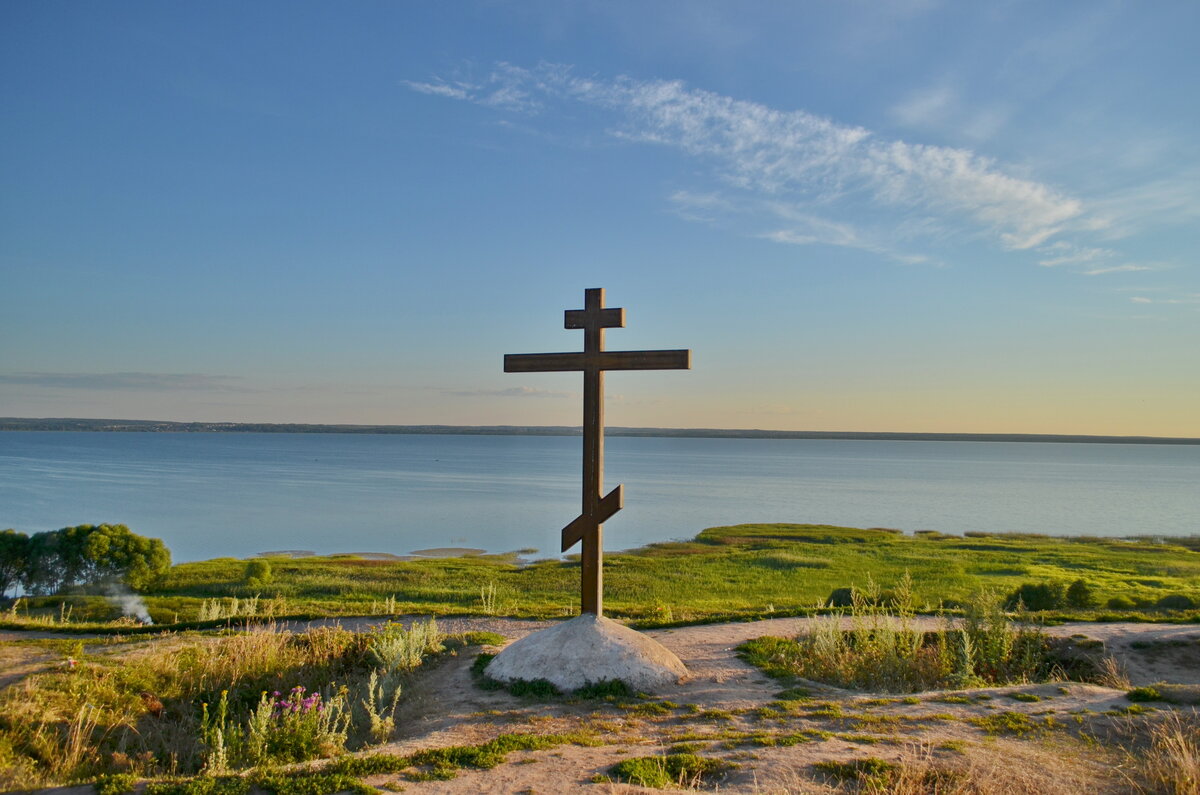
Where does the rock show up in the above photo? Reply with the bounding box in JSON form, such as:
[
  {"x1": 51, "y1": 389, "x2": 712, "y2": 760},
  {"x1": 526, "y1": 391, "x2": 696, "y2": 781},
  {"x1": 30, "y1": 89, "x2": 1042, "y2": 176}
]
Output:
[{"x1": 485, "y1": 613, "x2": 688, "y2": 693}]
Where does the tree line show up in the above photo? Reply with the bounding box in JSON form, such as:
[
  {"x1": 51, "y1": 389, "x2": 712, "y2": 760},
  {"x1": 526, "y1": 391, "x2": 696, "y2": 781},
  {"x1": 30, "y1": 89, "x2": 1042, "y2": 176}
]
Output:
[{"x1": 0, "y1": 524, "x2": 171, "y2": 597}]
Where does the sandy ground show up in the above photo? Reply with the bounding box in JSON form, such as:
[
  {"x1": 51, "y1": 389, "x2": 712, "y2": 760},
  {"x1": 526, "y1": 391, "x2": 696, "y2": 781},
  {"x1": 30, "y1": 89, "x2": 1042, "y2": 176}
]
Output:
[{"x1": 5, "y1": 615, "x2": 1199, "y2": 793}]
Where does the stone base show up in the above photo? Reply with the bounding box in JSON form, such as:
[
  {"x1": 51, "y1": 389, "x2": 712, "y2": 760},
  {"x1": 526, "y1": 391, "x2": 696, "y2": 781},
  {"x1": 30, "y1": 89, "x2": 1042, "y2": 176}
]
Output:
[{"x1": 485, "y1": 613, "x2": 688, "y2": 693}]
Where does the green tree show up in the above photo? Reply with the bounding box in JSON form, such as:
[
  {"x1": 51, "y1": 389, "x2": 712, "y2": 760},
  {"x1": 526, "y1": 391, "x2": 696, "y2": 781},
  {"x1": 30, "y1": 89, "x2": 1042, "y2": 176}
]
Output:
[
  {"x1": 0, "y1": 529, "x2": 30, "y2": 597},
  {"x1": 20, "y1": 524, "x2": 171, "y2": 594}
]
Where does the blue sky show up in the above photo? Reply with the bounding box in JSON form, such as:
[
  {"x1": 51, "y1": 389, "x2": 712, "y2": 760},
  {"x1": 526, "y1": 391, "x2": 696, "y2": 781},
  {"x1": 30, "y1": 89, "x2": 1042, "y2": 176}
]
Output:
[{"x1": 2, "y1": 1, "x2": 1197, "y2": 435}]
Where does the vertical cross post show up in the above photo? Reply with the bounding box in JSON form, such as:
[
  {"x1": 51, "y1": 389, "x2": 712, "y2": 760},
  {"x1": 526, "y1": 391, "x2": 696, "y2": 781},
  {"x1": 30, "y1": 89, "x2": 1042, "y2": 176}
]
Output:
[{"x1": 504, "y1": 288, "x2": 690, "y2": 616}]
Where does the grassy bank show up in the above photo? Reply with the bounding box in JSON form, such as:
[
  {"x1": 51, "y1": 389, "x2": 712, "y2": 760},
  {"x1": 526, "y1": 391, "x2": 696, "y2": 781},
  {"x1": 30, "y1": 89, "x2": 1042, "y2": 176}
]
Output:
[{"x1": 8, "y1": 525, "x2": 1198, "y2": 629}]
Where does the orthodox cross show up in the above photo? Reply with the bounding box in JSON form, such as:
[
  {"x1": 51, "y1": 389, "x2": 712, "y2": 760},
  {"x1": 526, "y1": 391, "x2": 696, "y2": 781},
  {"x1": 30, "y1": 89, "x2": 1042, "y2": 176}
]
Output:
[{"x1": 505, "y1": 288, "x2": 691, "y2": 616}]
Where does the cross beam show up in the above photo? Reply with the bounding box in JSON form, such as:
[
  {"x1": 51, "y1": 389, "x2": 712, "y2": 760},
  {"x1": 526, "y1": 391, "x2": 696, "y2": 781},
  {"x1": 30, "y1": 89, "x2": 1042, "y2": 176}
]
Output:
[{"x1": 504, "y1": 288, "x2": 691, "y2": 616}]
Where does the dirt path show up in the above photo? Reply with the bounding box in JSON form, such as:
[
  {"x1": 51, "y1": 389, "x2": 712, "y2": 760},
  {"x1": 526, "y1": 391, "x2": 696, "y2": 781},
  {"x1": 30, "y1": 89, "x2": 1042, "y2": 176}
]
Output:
[
  {"x1": 356, "y1": 616, "x2": 1199, "y2": 793},
  {"x1": 5, "y1": 616, "x2": 1199, "y2": 793}
]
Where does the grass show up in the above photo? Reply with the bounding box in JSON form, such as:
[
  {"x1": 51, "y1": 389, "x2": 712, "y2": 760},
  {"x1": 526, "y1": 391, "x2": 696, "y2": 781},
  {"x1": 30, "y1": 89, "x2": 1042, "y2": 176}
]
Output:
[
  {"x1": 972, "y1": 711, "x2": 1062, "y2": 736},
  {"x1": 606, "y1": 752, "x2": 732, "y2": 788},
  {"x1": 8, "y1": 524, "x2": 1196, "y2": 629},
  {"x1": 736, "y1": 580, "x2": 1102, "y2": 693},
  {"x1": 0, "y1": 620, "x2": 477, "y2": 790},
  {"x1": 813, "y1": 756, "x2": 899, "y2": 785}
]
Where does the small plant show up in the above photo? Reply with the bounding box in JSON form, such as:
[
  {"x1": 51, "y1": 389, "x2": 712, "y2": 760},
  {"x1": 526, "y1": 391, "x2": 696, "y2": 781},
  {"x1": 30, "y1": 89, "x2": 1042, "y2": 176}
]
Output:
[
  {"x1": 608, "y1": 752, "x2": 731, "y2": 788},
  {"x1": 360, "y1": 669, "x2": 402, "y2": 744},
  {"x1": 93, "y1": 772, "x2": 138, "y2": 795},
  {"x1": 1008, "y1": 692, "x2": 1042, "y2": 702},
  {"x1": 479, "y1": 582, "x2": 498, "y2": 614},
  {"x1": 1127, "y1": 686, "x2": 1163, "y2": 702},
  {"x1": 368, "y1": 618, "x2": 442, "y2": 673},
  {"x1": 573, "y1": 679, "x2": 635, "y2": 700},
  {"x1": 245, "y1": 685, "x2": 352, "y2": 765},
  {"x1": 972, "y1": 710, "x2": 1059, "y2": 736},
  {"x1": 813, "y1": 757, "x2": 899, "y2": 785}
]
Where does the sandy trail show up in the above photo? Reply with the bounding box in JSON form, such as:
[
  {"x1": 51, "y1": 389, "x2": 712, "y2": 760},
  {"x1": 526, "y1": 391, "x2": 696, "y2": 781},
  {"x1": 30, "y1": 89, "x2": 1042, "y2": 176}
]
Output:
[{"x1": 5, "y1": 615, "x2": 1199, "y2": 794}]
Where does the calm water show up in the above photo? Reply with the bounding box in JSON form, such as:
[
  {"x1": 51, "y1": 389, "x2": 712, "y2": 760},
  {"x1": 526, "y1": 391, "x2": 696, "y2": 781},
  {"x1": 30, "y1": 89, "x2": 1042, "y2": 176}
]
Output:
[{"x1": 0, "y1": 432, "x2": 1197, "y2": 562}]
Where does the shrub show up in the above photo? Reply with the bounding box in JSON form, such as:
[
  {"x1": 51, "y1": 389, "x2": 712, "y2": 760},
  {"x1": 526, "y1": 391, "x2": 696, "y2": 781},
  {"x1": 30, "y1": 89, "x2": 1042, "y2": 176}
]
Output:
[
  {"x1": 1004, "y1": 582, "x2": 1065, "y2": 611},
  {"x1": 1156, "y1": 594, "x2": 1196, "y2": 610},
  {"x1": 1066, "y1": 579, "x2": 1098, "y2": 608},
  {"x1": 1127, "y1": 686, "x2": 1162, "y2": 702},
  {"x1": 243, "y1": 560, "x2": 272, "y2": 587},
  {"x1": 1106, "y1": 595, "x2": 1136, "y2": 610},
  {"x1": 826, "y1": 587, "x2": 856, "y2": 607},
  {"x1": 368, "y1": 618, "x2": 442, "y2": 673}
]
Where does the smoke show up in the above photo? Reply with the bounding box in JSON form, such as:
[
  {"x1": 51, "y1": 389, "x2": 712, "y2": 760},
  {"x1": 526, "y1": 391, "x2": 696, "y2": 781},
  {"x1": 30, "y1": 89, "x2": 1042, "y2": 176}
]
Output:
[{"x1": 103, "y1": 582, "x2": 153, "y2": 624}]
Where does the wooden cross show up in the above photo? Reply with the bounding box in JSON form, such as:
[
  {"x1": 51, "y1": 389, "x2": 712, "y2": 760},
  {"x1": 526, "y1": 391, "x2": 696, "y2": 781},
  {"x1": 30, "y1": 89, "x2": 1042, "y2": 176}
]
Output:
[{"x1": 505, "y1": 288, "x2": 691, "y2": 616}]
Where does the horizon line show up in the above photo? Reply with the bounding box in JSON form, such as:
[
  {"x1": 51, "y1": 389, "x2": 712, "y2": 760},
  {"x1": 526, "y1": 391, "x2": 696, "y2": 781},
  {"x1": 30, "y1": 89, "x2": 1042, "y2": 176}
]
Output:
[{"x1": 1, "y1": 417, "x2": 1197, "y2": 445}]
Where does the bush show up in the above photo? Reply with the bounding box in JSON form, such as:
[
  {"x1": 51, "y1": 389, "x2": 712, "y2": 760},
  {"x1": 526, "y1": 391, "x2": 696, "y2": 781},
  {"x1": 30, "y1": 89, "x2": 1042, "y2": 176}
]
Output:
[
  {"x1": 826, "y1": 587, "x2": 855, "y2": 607},
  {"x1": 1107, "y1": 596, "x2": 1136, "y2": 610},
  {"x1": 243, "y1": 559, "x2": 273, "y2": 587},
  {"x1": 1127, "y1": 686, "x2": 1163, "y2": 702},
  {"x1": 1156, "y1": 594, "x2": 1196, "y2": 610},
  {"x1": 1004, "y1": 582, "x2": 1065, "y2": 611},
  {"x1": 1065, "y1": 579, "x2": 1098, "y2": 608}
]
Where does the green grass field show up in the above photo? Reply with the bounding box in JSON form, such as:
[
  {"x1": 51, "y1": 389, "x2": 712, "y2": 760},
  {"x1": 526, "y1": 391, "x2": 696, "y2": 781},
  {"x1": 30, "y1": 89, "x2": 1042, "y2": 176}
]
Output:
[{"x1": 9, "y1": 524, "x2": 1198, "y2": 629}]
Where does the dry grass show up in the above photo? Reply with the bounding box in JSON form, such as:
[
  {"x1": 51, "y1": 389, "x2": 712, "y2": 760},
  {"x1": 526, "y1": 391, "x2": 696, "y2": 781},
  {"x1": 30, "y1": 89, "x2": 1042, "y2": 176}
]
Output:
[
  {"x1": 1095, "y1": 655, "x2": 1133, "y2": 690},
  {"x1": 1134, "y1": 711, "x2": 1200, "y2": 795},
  {"x1": 0, "y1": 620, "x2": 444, "y2": 790}
]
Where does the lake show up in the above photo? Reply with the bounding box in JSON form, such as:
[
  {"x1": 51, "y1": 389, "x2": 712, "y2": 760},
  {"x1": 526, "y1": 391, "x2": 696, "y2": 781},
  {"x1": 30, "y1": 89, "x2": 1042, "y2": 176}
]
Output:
[{"x1": 0, "y1": 432, "x2": 1197, "y2": 563}]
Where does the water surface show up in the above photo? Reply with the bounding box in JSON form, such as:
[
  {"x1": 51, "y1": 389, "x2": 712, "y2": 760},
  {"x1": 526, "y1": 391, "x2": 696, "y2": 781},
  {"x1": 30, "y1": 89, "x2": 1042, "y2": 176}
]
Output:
[{"x1": 0, "y1": 432, "x2": 1196, "y2": 562}]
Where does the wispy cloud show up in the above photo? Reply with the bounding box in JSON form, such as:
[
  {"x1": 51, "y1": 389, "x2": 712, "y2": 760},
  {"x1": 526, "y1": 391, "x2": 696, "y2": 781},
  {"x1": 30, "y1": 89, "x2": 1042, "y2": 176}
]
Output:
[
  {"x1": 402, "y1": 80, "x2": 471, "y2": 101},
  {"x1": 1036, "y1": 242, "x2": 1114, "y2": 267},
  {"x1": 1128, "y1": 293, "x2": 1200, "y2": 306},
  {"x1": 1083, "y1": 264, "x2": 1155, "y2": 276},
  {"x1": 0, "y1": 372, "x2": 252, "y2": 391},
  {"x1": 410, "y1": 63, "x2": 1092, "y2": 257},
  {"x1": 445, "y1": 386, "x2": 574, "y2": 399}
]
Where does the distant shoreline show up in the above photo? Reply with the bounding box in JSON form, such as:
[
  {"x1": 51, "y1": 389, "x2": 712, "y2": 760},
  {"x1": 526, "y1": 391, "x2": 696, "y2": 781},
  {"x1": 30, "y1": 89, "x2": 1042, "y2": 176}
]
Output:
[{"x1": 1, "y1": 417, "x2": 1197, "y2": 445}]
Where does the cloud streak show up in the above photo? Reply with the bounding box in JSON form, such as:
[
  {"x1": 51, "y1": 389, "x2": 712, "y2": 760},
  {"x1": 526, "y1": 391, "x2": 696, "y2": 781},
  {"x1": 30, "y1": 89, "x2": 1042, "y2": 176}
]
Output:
[
  {"x1": 411, "y1": 63, "x2": 1091, "y2": 256},
  {"x1": 0, "y1": 372, "x2": 252, "y2": 391},
  {"x1": 445, "y1": 386, "x2": 574, "y2": 399}
]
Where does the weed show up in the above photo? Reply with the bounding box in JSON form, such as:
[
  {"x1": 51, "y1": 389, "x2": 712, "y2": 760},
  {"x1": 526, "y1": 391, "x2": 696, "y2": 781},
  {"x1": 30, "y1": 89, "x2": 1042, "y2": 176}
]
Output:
[
  {"x1": 368, "y1": 619, "x2": 442, "y2": 673},
  {"x1": 1008, "y1": 692, "x2": 1042, "y2": 702},
  {"x1": 145, "y1": 776, "x2": 251, "y2": 795},
  {"x1": 774, "y1": 687, "x2": 812, "y2": 701},
  {"x1": 572, "y1": 679, "x2": 635, "y2": 700},
  {"x1": 972, "y1": 711, "x2": 1060, "y2": 736},
  {"x1": 608, "y1": 752, "x2": 732, "y2": 788},
  {"x1": 813, "y1": 757, "x2": 899, "y2": 785},
  {"x1": 740, "y1": 583, "x2": 1066, "y2": 693},
  {"x1": 1134, "y1": 711, "x2": 1200, "y2": 794},
  {"x1": 94, "y1": 772, "x2": 138, "y2": 795},
  {"x1": 1127, "y1": 686, "x2": 1163, "y2": 702},
  {"x1": 506, "y1": 679, "x2": 561, "y2": 698}
]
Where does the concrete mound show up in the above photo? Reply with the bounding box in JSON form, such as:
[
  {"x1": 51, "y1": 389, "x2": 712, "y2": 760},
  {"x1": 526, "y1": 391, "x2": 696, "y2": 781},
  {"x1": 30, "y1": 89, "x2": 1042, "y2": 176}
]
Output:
[{"x1": 485, "y1": 613, "x2": 688, "y2": 693}]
